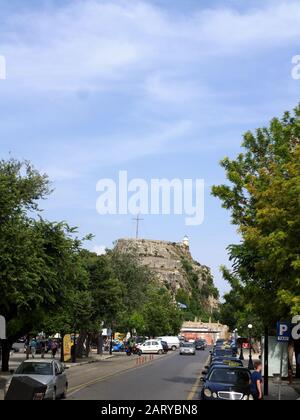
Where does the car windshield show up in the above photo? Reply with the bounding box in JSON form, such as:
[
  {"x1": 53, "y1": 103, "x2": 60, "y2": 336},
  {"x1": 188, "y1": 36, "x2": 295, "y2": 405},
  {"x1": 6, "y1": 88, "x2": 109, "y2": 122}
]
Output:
[
  {"x1": 209, "y1": 369, "x2": 250, "y2": 386},
  {"x1": 15, "y1": 362, "x2": 53, "y2": 376},
  {"x1": 181, "y1": 343, "x2": 194, "y2": 348}
]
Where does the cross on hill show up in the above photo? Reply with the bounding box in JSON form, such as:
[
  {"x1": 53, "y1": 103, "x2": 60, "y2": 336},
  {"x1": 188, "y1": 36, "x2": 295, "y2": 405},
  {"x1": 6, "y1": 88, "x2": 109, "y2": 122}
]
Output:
[{"x1": 132, "y1": 214, "x2": 144, "y2": 239}]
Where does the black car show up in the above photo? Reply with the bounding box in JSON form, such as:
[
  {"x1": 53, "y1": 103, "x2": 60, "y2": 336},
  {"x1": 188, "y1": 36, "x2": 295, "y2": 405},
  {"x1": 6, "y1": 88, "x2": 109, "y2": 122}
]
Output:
[
  {"x1": 161, "y1": 341, "x2": 169, "y2": 354},
  {"x1": 202, "y1": 359, "x2": 244, "y2": 378},
  {"x1": 195, "y1": 340, "x2": 206, "y2": 351},
  {"x1": 201, "y1": 366, "x2": 252, "y2": 400},
  {"x1": 210, "y1": 348, "x2": 234, "y2": 362}
]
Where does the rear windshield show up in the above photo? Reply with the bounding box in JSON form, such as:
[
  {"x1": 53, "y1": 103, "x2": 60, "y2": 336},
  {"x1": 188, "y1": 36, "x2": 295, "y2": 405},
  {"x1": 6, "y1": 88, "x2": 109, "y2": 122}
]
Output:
[
  {"x1": 181, "y1": 343, "x2": 195, "y2": 348},
  {"x1": 209, "y1": 369, "x2": 250, "y2": 386},
  {"x1": 15, "y1": 362, "x2": 53, "y2": 376}
]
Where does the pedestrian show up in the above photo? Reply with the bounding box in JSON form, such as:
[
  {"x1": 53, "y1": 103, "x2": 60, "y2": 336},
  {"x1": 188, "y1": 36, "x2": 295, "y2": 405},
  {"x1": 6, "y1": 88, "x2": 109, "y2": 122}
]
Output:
[
  {"x1": 40, "y1": 340, "x2": 46, "y2": 359},
  {"x1": 51, "y1": 340, "x2": 58, "y2": 359},
  {"x1": 250, "y1": 361, "x2": 263, "y2": 400},
  {"x1": 25, "y1": 338, "x2": 30, "y2": 360},
  {"x1": 29, "y1": 338, "x2": 37, "y2": 359}
]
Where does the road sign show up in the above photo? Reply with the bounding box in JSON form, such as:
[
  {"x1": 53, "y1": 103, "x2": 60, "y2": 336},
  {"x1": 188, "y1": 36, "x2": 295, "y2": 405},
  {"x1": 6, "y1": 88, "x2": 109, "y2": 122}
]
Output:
[
  {"x1": 276, "y1": 321, "x2": 291, "y2": 342},
  {"x1": 291, "y1": 315, "x2": 300, "y2": 341},
  {"x1": 0, "y1": 315, "x2": 6, "y2": 339}
]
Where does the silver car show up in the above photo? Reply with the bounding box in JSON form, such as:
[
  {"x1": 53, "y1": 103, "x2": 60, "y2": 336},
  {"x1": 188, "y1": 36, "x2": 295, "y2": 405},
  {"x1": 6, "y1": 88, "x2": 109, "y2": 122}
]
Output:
[
  {"x1": 5, "y1": 359, "x2": 68, "y2": 400},
  {"x1": 179, "y1": 343, "x2": 196, "y2": 355}
]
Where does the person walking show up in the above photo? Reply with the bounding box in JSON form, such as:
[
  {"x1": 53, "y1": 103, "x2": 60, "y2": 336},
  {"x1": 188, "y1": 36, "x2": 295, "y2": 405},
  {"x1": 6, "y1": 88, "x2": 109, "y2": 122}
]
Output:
[
  {"x1": 25, "y1": 338, "x2": 31, "y2": 360},
  {"x1": 51, "y1": 340, "x2": 58, "y2": 359},
  {"x1": 250, "y1": 361, "x2": 263, "y2": 400},
  {"x1": 40, "y1": 340, "x2": 46, "y2": 359},
  {"x1": 29, "y1": 338, "x2": 37, "y2": 359}
]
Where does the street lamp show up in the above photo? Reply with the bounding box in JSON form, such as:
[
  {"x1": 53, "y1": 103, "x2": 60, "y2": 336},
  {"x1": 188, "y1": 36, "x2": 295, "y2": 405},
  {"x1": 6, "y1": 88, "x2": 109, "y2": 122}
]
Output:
[
  {"x1": 233, "y1": 328, "x2": 238, "y2": 343},
  {"x1": 236, "y1": 328, "x2": 244, "y2": 361},
  {"x1": 248, "y1": 324, "x2": 254, "y2": 370}
]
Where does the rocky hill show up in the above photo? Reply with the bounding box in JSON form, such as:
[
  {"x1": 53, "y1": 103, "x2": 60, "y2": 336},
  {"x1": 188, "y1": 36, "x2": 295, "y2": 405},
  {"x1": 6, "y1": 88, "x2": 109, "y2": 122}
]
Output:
[{"x1": 115, "y1": 238, "x2": 219, "y2": 314}]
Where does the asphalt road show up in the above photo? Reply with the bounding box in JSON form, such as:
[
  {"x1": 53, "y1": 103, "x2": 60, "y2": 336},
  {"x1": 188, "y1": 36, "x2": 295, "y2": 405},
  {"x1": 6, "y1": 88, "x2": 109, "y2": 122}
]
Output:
[{"x1": 68, "y1": 349, "x2": 209, "y2": 400}]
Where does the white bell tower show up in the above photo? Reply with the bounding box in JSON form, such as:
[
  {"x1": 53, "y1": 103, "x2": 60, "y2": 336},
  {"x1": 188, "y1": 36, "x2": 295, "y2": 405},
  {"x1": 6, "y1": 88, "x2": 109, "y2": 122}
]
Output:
[{"x1": 182, "y1": 235, "x2": 189, "y2": 248}]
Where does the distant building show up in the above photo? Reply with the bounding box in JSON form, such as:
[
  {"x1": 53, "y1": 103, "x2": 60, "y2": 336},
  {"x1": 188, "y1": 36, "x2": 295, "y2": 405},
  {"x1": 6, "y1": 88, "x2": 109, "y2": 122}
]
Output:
[{"x1": 180, "y1": 321, "x2": 229, "y2": 345}]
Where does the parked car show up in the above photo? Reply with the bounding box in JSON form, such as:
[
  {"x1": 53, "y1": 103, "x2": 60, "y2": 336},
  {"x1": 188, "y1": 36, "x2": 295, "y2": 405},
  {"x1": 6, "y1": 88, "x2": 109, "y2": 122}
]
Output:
[
  {"x1": 160, "y1": 341, "x2": 169, "y2": 354},
  {"x1": 138, "y1": 340, "x2": 164, "y2": 355},
  {"x1": 210, "y1": 348, "x2": 235, "y2": 362},
  {"x1": 179, "y1": 342, "x2": 196, "y2": 356},
  {"x1": 201, "y1": 366, "x2": 253, "y2": 400},
  {"x1": 208, "y1": 357, "x2": 243, "y2": 368},
  {"x1": 157, "y1": 336, "x2": 180, "y2": 350},
  {"x1": 202, "y1": 359, "x2": 244, "y2": 377},
  {"x1": 5, "y1": 359, "x2": 68, "y2": 400}
]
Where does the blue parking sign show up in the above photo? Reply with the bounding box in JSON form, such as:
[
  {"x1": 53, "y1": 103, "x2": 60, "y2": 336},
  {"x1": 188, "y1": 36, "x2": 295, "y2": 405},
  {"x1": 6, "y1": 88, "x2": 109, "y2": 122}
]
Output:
[{"x1": 277, "y1": 322, "x2": 291, "y2": 342}]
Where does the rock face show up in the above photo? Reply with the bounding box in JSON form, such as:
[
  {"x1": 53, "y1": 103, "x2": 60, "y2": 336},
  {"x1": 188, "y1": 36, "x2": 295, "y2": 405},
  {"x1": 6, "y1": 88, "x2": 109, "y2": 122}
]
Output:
[{"x1": 115, "y1": 238, "x2": 219, "y2": 311}]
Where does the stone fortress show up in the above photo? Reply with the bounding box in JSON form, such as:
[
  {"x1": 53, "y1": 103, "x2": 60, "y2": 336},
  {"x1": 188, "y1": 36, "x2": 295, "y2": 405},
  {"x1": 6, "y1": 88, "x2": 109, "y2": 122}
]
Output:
[{"x1": 115, "y1": 236, "x2": 219, "y2": 312}]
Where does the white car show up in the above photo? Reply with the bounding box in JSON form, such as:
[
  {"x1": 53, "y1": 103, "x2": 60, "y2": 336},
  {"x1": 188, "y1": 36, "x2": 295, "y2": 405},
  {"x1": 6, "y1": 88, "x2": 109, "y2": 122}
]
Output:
[
  {"x1": 157, "y1": 336, "x2": 180, "y2": 350},
  {"x1": 5, "y1": 359, "x2": 68, "y2": 400},
  {"x1": 180, "y1": 343, "x2": 196, "y2": 355},
  {"x1": 138, "y1": 340, "x2": 164, "y2": 354}
]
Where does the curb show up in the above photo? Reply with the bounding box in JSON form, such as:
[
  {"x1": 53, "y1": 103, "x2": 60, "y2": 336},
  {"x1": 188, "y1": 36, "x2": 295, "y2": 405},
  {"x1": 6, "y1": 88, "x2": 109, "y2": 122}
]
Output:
[{"x1": 66, "y1": 355, "x2": 114, "y2": 369}]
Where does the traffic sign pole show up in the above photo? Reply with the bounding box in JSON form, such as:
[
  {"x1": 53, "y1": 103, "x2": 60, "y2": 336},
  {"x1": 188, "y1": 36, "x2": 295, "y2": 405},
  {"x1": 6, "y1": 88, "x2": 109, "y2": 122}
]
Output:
[{"x1": 264, "y1": 327, "x2": 269, "y2": 396}]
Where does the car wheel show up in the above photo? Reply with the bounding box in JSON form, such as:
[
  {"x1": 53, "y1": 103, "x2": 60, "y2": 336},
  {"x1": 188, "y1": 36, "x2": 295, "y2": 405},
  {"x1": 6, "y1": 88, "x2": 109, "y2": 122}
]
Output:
[
  {"x1": 158, "y1": 349, "x2": 163, "y2": 355},
  {"x1": 61, "y1": 384, "x2": 68, "y2": 399},
  {"x1": 171, "y1": 346, "x2": 177, "y2": 351},
  {"x1": 52, "y1": 388, "x2": 57, "y2": 400}
]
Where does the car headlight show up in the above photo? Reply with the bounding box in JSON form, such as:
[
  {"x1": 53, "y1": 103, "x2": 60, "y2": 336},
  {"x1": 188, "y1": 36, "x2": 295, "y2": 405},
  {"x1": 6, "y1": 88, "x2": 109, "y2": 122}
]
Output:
[
  {"x1": 243, "y1": 395, "x2": 249, "y2": 400},
  {"x1": 212, "y1": 392, "x2": 218, "y2": 399},
  {"x1": 204, "y1": 389, "x2": 212, "y2": 398},
  {"x1": 248, "y1": 395, "x2": 254, "y2": 401}
]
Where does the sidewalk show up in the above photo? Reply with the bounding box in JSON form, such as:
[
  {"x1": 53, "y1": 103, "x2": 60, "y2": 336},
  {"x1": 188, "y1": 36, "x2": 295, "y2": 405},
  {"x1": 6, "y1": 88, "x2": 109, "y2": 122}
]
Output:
[
  {"x1": 265, "y1": 379, "x2": 300, "y2": 400},
  {"x1": 242, "y1": 349, "x2": 300, "y2": 400}
]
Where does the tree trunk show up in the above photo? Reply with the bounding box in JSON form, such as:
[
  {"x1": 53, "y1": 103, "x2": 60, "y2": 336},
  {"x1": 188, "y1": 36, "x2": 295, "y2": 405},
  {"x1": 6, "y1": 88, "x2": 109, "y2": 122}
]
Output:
[
  {"x1": 97, "y1": 333, "x2": 103, "y2": 355},
  {"x1": 76, "y1": 331, "x2": 87, "y2": 358},
  {"x1": 60, "y1": 334, "x2": 65, "y2": 363},
  {"x1": 1, "y1": 340, "x2": 11, "y2": 372},
  {"x1": 85, "y1": 334, "x2": 91, "y2": 357}
]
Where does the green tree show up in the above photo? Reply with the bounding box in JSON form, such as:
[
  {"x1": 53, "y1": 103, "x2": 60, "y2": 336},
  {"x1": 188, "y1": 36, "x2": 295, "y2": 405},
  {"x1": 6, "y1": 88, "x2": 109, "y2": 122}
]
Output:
[
  {"x1": 212, "y1": 105, "x2": 300, "y2": 374},
  {"x1": 143, "y1": 287, "x2": 183, "y2": 337},
  {"x1": 0, "y1": 160, "x2": 89, "y2": 370}
]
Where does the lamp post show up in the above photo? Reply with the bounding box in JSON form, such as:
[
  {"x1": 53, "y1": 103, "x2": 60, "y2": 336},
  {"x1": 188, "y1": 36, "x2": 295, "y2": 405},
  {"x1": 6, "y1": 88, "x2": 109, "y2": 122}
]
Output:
[
  {"x1": 248, "y1": 324, "x2": 254, "y2": 370},
  {"x1": 238, "y1": 328, "x2": 244, "y2": 361},
  {"x1": 233, "y1": 328, "x2": 238, "y2": 344}
]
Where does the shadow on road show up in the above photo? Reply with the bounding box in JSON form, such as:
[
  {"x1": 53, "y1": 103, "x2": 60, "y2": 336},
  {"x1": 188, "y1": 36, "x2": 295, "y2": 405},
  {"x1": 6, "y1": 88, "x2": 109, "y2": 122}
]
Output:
[{"x1": 162, "y1": 376, "x2": 196, "y2": 385}]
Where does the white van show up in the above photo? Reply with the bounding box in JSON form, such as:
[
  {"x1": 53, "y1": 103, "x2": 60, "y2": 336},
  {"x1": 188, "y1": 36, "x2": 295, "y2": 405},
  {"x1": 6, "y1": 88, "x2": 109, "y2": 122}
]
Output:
[{"x1": 157, "y1": 336, "x2": 180, "y2": 350}]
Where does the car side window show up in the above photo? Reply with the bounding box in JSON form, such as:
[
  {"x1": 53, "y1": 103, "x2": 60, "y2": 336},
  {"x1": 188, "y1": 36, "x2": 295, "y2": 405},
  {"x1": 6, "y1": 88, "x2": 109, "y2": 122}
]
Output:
[{"x1": 153, "y1": 341, "x2": 158, "y2": 346}]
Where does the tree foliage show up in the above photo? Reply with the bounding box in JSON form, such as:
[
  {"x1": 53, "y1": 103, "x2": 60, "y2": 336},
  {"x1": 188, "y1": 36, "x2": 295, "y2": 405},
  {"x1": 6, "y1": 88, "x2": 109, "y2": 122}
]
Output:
[
  {"x1": 0, "y1": 158, "x2": 183, "y2": 370},
  {"x1": 212, "y1": 105, "x2": 300, "y2": 332}
]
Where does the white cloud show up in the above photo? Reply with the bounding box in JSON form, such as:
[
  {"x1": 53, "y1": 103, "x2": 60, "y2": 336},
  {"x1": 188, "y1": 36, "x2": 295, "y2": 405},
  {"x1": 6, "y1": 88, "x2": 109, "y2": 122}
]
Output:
[
  {"x1": 92, "y1": 245, "x2": 106, "y2": 255},
  {"x1": 2, "y1": 0, "x2": 300, "y2": 93}
]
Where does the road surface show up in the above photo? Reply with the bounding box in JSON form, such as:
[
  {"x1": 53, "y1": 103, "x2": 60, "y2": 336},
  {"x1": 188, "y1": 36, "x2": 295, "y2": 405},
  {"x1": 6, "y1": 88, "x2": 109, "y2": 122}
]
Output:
[{"x1": 67, "y1": 349, "x2": 209, "y2": 400}]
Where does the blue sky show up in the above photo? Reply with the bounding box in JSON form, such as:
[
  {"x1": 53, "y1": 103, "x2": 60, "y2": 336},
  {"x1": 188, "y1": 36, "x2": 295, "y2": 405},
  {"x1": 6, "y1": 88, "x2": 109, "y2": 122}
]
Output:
[{"x1": 0, "y1": 0, "x2": 299, "y2": 296}]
